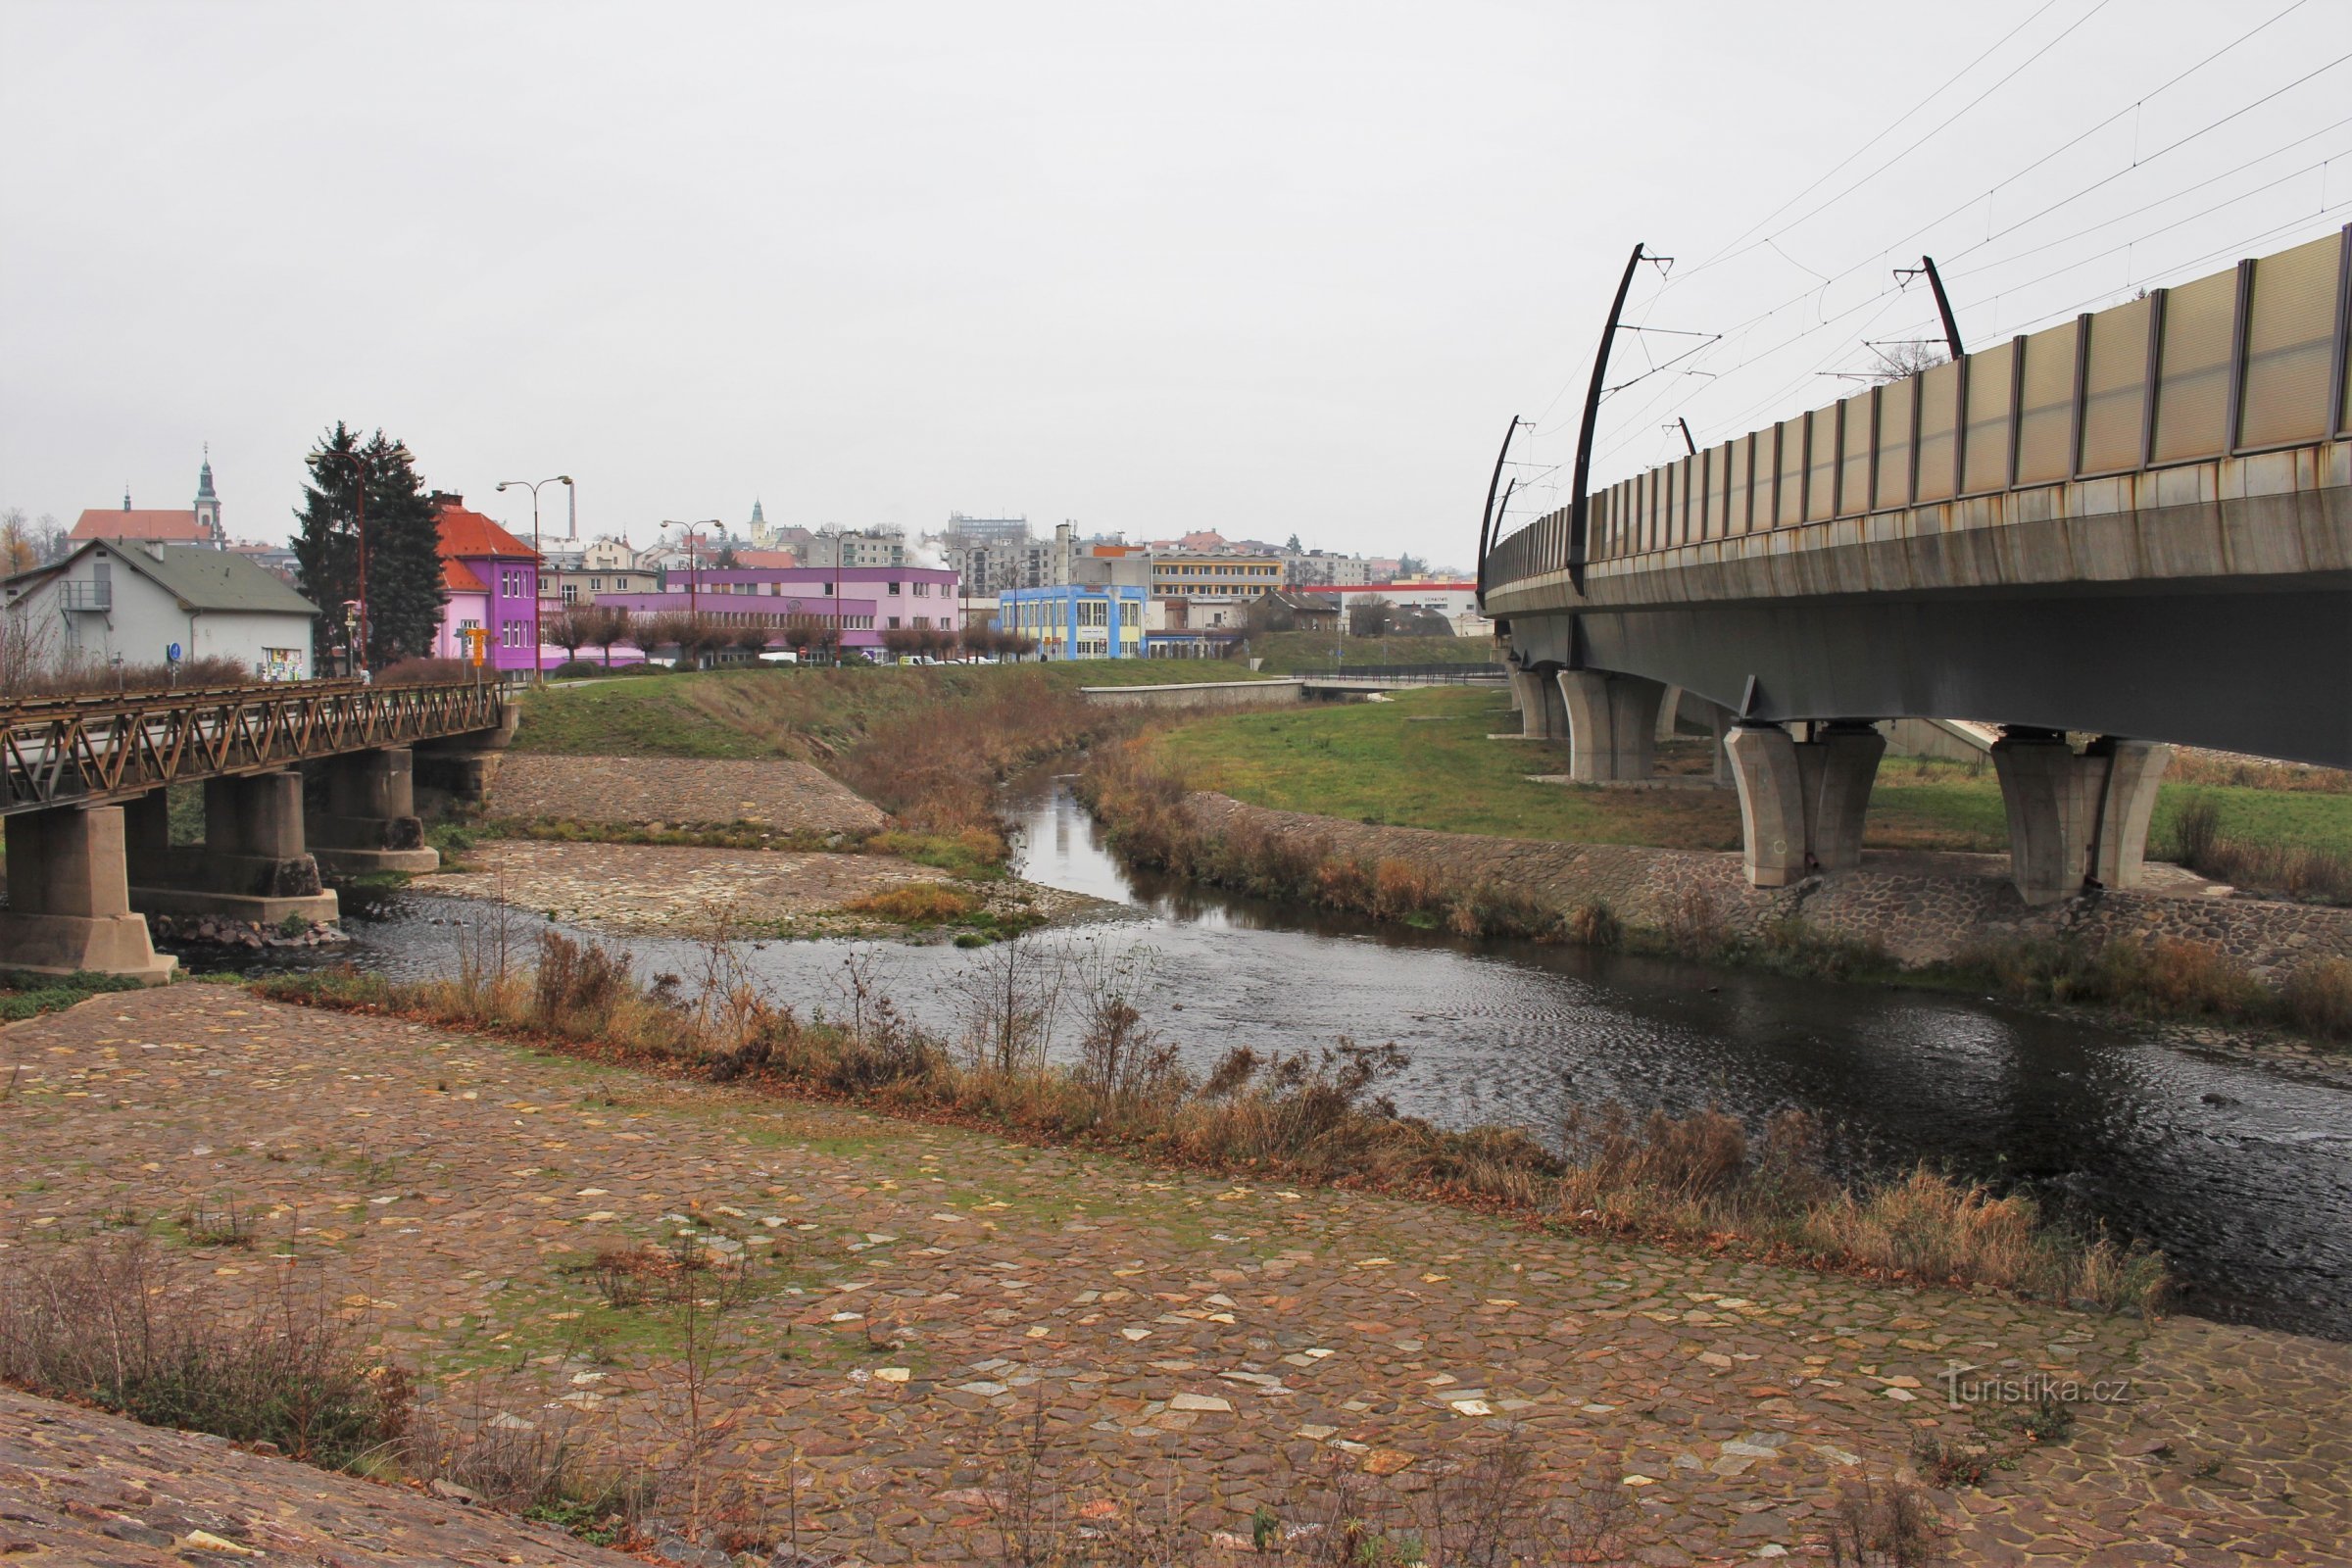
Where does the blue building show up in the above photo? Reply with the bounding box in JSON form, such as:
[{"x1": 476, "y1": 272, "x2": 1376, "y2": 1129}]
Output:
[{"x1": 998, "y1": 584, "x2": 1148, "y2": 660}]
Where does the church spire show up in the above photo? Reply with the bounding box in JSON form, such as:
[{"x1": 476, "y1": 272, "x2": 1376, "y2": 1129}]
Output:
[
  {"x1": 197, "y1": 442, "x2": 217, "y2": 502},
  {"x1": 192, "y1": 443, "x2": 222, "y2": 545}
]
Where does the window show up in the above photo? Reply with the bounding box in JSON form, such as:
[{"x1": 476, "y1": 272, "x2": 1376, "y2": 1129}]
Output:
[
  {"x1": 887, "y1": 616, "x2": 901, "y2": 629},
  {"x1": 887, "y1": 581, "x2": 902, "y2": 596},
  {"x1": 913, "y1": 615, "x2": 928, "y2": 628},
  {"x1": 913, "y1": 581, "x2": 930, "y2": 596},
  {"x1": 562, "y1": 583, "x2": 578, "y2": 604}
]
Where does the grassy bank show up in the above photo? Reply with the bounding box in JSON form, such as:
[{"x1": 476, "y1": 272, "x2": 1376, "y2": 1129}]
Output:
[
  {"x1": 1083, "y1": 735, "x2": 2352, "y2": 1041},
  {"x1": 1, "y1": 969, "x2": 153, "y2": 1023},
  {"x1": 1235, "y1": 630, "x2": 1497, "y2": 675},
  {"x1": 1152, "y1": 686, "x2": 2352, "y2": 874},
  {"x1": 253, "y1": 928, "x2": 2169, "y2": 1316}
]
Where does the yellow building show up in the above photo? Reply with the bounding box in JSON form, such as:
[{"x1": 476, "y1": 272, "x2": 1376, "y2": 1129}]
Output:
[{"x1": 1148, "y1": 554, "x2": 1282, "y2": 603}]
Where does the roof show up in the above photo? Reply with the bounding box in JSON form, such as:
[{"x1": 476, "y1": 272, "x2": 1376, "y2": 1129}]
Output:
[
  {"x1": 57, "y1": 539, "x2": 318, "y2": 616},
  {"x1": 72, "y1": 509, "x2": 211, "y2": 543},
  {"x1": 442, "y1": 559, "x2": 488, "y2": 593},
  {"x1": 1257, "y1": 591, "x2": 1336, "y2": 612},
  {"x1": 434, "y1": 500, "x2": 539, "y2": 561},
  {"x1": 732, "y1": 550, "x2": 798, "y2": 568}
]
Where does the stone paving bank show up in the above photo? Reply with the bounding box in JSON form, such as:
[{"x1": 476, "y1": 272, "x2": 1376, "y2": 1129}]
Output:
[
  {"x1": 1182, "y1": 795, "x2": 2352, "y2": 980},
  {"x1": 4, "y1": 989, "x2": 2348, "y2": 1566}
]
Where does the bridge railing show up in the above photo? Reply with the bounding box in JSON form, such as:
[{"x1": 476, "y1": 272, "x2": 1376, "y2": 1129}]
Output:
[
  {"x1": 1, "y1": 680, "x2": 504, "y2": 814},
  {"x1": 1490, "y1": 225, "x2": 2351, "y2": 585},
  {"x1": 1303, "y1": 663, "x2": 1508, "y2": 683}
]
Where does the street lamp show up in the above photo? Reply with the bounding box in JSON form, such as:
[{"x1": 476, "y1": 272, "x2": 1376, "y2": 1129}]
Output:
[{"x1": 496, "y1": 474, "x2": 573, "y2": 682}]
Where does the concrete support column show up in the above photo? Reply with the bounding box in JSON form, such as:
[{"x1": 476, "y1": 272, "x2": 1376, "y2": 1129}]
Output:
[
  {"x1": 1724, "y1": 720, "x2": 1886, "y2": 887},
  {"x1": 1538, "y1": 673, "x2": 1571, "y2": 742},
  {"x1": 2089, "y1": 738, "x2": 2173, "y2": 890},
  {"x1": 309, "y1": 748, "x2": 437, "y2": 876},
  {"x1": 1509, "y1": 670, "x2": 1564, "y2": 740},
  {"x1": 206, "y1": 771, "x2": 309, "y2": 864},
  {"x1": 0, "y1": 806, "x2": 176, "y2": 982},
  {"x1": 1990, "y1": 730, "x2": 2104, "y2": 906},
  {"x1": 128, "y1": 770, "x2": 335, "y2": 925},
  {"x1": 124, "y1": 790, "x2": 172, "y2": 867},
  {"x1": 1797, "y1": 722, "x2": 1886, "y2": 874},
  {"x1": 1558, "y1": 669, "x2": 1666, "y2": 783}
]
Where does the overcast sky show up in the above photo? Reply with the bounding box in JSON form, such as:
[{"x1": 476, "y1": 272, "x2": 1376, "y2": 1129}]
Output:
[{"x1": 3, "y1": 1, "x2": 2345, "y2": 563}]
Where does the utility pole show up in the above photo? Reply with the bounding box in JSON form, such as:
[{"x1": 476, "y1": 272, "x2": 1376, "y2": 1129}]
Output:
[{"x1": 498, "y1": 475, "x2": 572, "y2": 683}]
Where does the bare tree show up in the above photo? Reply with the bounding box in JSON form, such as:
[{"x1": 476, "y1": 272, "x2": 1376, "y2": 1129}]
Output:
[
  {"x1": 1347, "y1": 594, "x2": 1394, "y2": 639},
  {"x1": 543, "y1": 605, "x2": 599, "y2": 663},
  {"x1": 953, "y1": 934, "x2": 1061, "y2": 1074},
  {"x1": 589, "y1": 605, "x2": 631, "y2": 666},
  {"x1": 1866, "y1": 339, "x2": 1948, "y2": 384}
]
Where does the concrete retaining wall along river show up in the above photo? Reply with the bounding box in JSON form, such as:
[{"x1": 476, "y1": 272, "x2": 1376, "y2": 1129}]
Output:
[
  {"x1": 1081, "y1": 679, "x2": 1302, "y2": 710},
  {"x1": 1182, "y1": 792, "x2": 2352, "y2": 981}
]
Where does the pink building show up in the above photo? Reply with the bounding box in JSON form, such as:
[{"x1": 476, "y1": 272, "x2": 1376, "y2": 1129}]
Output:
[
  {"x1": 431, "y1": 496, "x2": 541, "y2": 672},
  {"x1": 598, "y1": 564, "x2": 961, "y2": 657}
]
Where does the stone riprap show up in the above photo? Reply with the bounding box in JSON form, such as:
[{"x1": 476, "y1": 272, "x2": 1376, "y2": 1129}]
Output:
[
  {"x1": 1184, "y1": 794, "x2": 2352, "y2": 979},
  {"x1": 0, "y1": 1386, "x2": 637, "y2": 1565},
  {"x1": 487, "y1": 753, "x2": 888, "y2": 835},
  {"x1": 421, "y1": 838, "x2": 1084, "y2": 939},
  {"x1": 4, "y1": 988, "x2": 2346, "y2": 1565}
]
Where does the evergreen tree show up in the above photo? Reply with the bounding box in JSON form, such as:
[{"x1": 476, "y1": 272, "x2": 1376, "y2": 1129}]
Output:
[{"x1": 292, "y1": 423, "x2": 447, "y2": 670}]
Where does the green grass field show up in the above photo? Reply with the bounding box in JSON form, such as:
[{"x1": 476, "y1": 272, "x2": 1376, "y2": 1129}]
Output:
[
  {"x1": 511, "y1": 660, "x2": 1273, "y2": 760},
  {"x1": 1239, "y1": 630, "x2": 1497, "y2": 676},
  {"x1": 1152, "y1": 687, "x2": 2352, "y2": 858}
]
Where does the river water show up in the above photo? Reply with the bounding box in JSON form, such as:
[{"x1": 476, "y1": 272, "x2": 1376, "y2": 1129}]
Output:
[{"x1": 230, "y1": 774, "x2": 2352, "y2": 1339}]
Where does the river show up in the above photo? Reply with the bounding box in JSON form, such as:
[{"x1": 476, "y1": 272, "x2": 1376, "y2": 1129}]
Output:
[{"x1": 220, "y1": 773, "x2": 2352, "y2": 1339}]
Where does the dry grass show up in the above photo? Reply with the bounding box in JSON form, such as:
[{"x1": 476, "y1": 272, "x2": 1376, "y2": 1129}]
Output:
[
  {"x1": 2169, "y1": 795, "x2": 2352, "y2": 903},
  {"x1": 256, "y1": 928, "x2": 2171, "y2": 1316},
  {"x1": 841, "y1": 883, "x2": 982, "y2": 924},
  {"x1": 0, "y1": 1235, "x2": 410, "y2": 1468},
  {"x1": 0, "y1": 654, "x2": 257, "y2": 699}
]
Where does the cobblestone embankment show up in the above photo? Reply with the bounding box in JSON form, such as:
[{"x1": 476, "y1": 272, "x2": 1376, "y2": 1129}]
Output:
[
  {"x1": 0, "y1": 1386, "x2": 637, "y2": 1565},
  {"x1": 487, "y1": 754, "x2": 888, "y2": 835},
  {"x1": 1185, "y1": 795, "x2": 2352, "y2": 980},
  {"x1": 4, "y1": 988, "x2": 2346, "y2": 1565}
]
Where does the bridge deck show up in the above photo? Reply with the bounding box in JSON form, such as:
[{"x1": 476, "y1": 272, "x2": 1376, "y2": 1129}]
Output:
[{"x1": 2, "y1": 680, "x2": 505, "y2": 815}]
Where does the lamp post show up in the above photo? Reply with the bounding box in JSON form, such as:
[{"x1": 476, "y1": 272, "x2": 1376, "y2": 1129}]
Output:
[
  {"x1": 660, "y1": 518, "x2": 721, "y2": 616},
  {"x1": 496, "y1": 474, "x2": 573, "y2": 683}
]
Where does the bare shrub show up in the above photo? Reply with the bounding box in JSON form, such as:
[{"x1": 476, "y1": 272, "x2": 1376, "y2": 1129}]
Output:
[
  {"x1": 2282, "y1": 956, "x2": 2352, "y2": 1040},
  {"x1": 954, "y1": 933, "x2": 1062, "y2": 1074},
  {"x1": 396, "y1": 1394, "x2": 650, "y2": 1543},
  {"x1": 1825, "y1": 1471, "x2": 1947, "y2": 1567},
  {"x1": 0, "y1": 1235, "x2": 408, "y2": 1468},
  {"x1": 1563, "y1": 900, "x2": 1622, "y2": 947},
  {"x1": 1663, "y1": 884, "x2": 1726, "y2": 956}
]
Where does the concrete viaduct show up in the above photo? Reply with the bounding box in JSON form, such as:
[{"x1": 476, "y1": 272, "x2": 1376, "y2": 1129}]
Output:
[
  {"x1": 1, "y1": 680, "x2": 513, "y2": 981},
  {"x1": 1482, "y1": 227, "x2": 2352, "y2": 906}
]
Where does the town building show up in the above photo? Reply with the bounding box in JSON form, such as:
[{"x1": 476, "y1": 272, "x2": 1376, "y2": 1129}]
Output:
[
  {"x1": 803, "y1": 528, "x2": 908, "y2": 570},
  {"x1": 1244, "y1": 590, "x2": 1341, "y2": 634},
  {"x1": 1000, "y1": 583, "x2": 1147, "y2": 660},
  {"x1": 432, "y1": 496, "x2": 542, "y2": 672},
  {"x1": 69, "y1": 451, "x2": 228, "y2": 549},
  {"x1": 1149, "y1": 552, "x2": 1283, "y2": 604},
  {"x1": 1283, "y1": 549, "x2": 1374, "y2": 588},
  {"x1": 4, "y1": 536, "x2": 318, "y2": 679},
  {"x1": 591, "y1": 564, "x2": 960, "y2": 658}
]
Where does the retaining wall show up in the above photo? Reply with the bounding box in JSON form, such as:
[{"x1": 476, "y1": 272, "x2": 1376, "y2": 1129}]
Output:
[{"x1": 1082, "y1": 680, "x2": 1302, "y2": 710}]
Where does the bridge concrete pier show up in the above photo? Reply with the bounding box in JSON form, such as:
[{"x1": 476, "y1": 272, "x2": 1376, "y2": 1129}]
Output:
[
  {"x1": 1724, "y1": 721, "x2": 1886, "y2": 887},
  {"x1": 1510, "y1": 670, "x2": 1567, "y2": 740},
  {"x1": 1558, "y1": 670, "x2": 1667, "y2": 783},
  {"x1": 1991, "y1": 732, "x2": 2172, "y2": 906},
  {"x1": 309, "y1": 749, "x2": 438, "y2": 876},
  {"x1": 0, "y1": 805, "x2": 177, "y2": 982},
  {"x1": 124, "y1": 772, "x2": 340, "y2": 927}
]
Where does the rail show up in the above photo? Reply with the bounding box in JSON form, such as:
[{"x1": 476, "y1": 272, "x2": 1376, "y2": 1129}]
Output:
[
  {"x1": 1488, "y1": 225, "x2": 2352, "y2": 588},
  {"x1": 1298, "y1": 663, "x2": 1507, "y2": 684},
  {"x1": 1, "y1": 680, "x2": 505, "y2": 814}
]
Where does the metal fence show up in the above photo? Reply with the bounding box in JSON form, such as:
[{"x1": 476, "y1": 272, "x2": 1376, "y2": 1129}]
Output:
[
  {"x1": 1488, "y1": 226, "x2": 2352, "y2": 586},
  {"x1": 2, "y1": 680, "x2": 503, "y2": 813},
  {"x1": 1301, "y1": 663, "x2": 1508, "y2": 683}
]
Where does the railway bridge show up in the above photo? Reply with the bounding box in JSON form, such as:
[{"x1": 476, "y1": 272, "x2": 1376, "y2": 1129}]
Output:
[
  {"x1": 1481, "y1": 228, "x2": 2352, "y2": 905},
  {"x1": 1, "y1": 680, "x2": 512, "y2": 981}
]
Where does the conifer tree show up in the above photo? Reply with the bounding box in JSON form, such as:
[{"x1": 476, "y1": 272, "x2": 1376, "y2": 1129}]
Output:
[{"x1": 292, "y1": 423, "x2": 447, "y2": 669}]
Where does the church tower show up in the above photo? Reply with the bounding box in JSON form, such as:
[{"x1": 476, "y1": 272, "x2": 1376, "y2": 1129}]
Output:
[{"x1": 193, "y1": 445, "x2": 222, "y2": 545}]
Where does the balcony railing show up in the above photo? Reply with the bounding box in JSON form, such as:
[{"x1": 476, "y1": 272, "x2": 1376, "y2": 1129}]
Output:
[{"x1": 60, "y1": 580, "x2": 111, "y2": 612}]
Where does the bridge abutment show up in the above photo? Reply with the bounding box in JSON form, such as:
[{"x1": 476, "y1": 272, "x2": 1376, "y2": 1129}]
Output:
[
  {"x1": 309, "y1": 748, "x2": 438, "y2": 876},
  {"x1": 1991, "y1": 731, "x2": 2172, "y2": 906},
  {"x1": 1724, "y1": 721, "x2": 1886, "y2": 887},
  {"x1": 1558, "y1": 670, "x2": 1667, "y2": 783},
  {"x1": 0, "y1": 805, "x2": 177, "y2": 982},
  {"x1": 126, "y1": 772, "x2": 339, "y2": 927}
]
